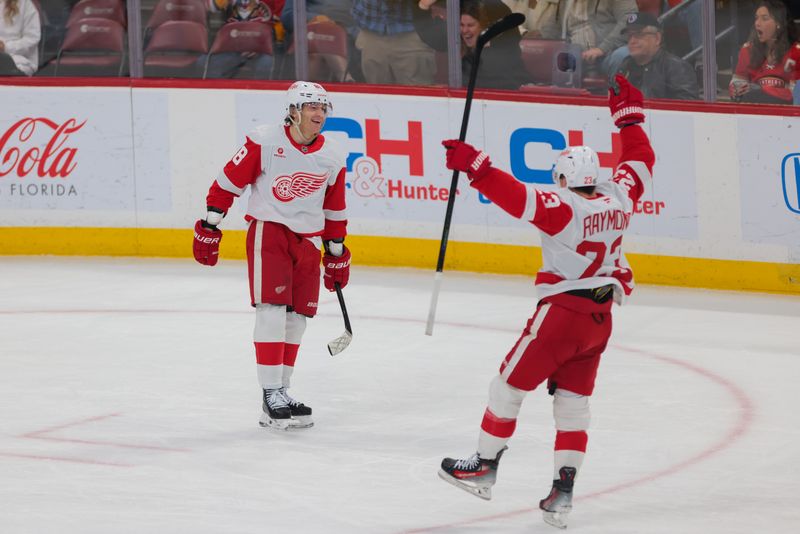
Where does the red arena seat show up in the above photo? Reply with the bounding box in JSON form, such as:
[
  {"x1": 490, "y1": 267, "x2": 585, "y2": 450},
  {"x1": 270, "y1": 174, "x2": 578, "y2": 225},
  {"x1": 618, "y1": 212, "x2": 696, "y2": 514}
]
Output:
[
  {"x1": 203, "y1": 20, "x2": 274, "y2": 79},
  {"x1": 144, "y1": 20, "x2": 209, "y2": 78},
  {"x1": 54, "y1": 17, "x2": 127, "y2": 76},
  {"x1": 66, "y1": 0, "x2": 127, "y2": 28}
]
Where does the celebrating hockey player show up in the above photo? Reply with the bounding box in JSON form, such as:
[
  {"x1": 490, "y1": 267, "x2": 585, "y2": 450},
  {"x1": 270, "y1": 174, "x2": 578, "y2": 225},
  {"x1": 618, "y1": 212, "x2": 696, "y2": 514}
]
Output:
[
  {"x1": 438, "y1": 74, "x2": 655, "y2": 529},
  {"x1": 192, "y1": 81, "x2": 350, "y2": 430}
]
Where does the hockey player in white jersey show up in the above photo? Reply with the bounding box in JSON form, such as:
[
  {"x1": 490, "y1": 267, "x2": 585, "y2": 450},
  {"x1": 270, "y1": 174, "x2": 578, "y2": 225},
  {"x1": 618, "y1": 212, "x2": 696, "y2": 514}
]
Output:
[
  {"x1": 192, "y1": 81, "x2": 350, "y2": 431},
  {"x1": 438, "y1": 74, "x2": 655, "y2": 529}
]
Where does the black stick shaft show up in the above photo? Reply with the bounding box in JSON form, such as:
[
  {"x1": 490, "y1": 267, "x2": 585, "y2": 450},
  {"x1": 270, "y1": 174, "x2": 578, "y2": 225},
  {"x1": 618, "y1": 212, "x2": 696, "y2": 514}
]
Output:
[
  {"x1": 334, "y1": 282, "x2": 351, "y2": 334},
  {"x1": 426, "y1": 12, "x2": 523, "y2": 336},
  {"x1": 434, "y1": 45, "x2": 484, "y2": 273}
]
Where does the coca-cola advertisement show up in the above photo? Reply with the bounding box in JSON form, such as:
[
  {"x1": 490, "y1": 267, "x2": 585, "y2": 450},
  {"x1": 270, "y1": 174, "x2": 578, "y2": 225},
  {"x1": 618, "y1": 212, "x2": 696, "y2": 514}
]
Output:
[
  {"x1": 0, "y1": 89, "x2": 139, "y2": 211},
  {"x1": 0, "y1": 117, "x2": 83, "y2": 187}
]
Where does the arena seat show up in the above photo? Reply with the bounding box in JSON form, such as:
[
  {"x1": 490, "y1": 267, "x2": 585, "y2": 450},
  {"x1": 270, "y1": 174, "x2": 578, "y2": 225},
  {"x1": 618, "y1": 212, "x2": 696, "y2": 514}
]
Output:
[
  {"x1": 203, "y1": 20, "x2": 274, "y2": 79},
  {"x1": 520, "y1": 37, "x2": 583, "y2": 87},
  {"x1": 306, "y1": 21, "x2": 349, "y2": 82},
  {"x1": 53, "y1": 17, "x2": 126, "y2": 76},
  {"x1": 66, "y1": 0, "x2": 126, "y2": 28},
  {"x1": 144, "y1": 20, "x2": 208, "y2": 78}
]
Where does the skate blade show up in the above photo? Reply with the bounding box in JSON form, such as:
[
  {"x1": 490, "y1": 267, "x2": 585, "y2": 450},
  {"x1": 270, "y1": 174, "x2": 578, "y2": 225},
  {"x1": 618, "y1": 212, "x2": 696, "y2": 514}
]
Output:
[
  {"x1": 258, "y1": 414, "x2": 293, "y2": 431},
  {"x1": 288, "y1": 416, "x2": 314, "y2": 429},
  {"x1": 542, "y1": 511, "x2": 569, "y2": 529},
  {"x1": 437, "y1": 469, "x2": 492, "y2": 501}
]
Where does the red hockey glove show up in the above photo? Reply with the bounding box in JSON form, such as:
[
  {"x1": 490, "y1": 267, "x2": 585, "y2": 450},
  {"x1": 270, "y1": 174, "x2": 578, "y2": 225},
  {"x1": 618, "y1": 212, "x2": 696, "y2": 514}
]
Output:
[
  {"x1": 193, "y1": 219, "x2": 222, "y2": 266},
  {"x1": 442, "y1": 139, "x2": 491, "y2": 180},
  {"x1": 323, "y1": 245, "x2": 351, "y2": 292},
  {"x1": 609, "y1": 74, "x2": 645, "y2": 128}
]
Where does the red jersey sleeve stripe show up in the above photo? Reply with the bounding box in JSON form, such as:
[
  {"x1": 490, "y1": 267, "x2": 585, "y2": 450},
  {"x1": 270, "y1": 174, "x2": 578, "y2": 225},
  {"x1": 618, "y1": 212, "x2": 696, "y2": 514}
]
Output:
[
  {"x1": 222, "y1": 136, "x2": 263, "y2": 190},
  {"x1": 206, "y1": 180, "x2": 236, "y2": 213},
  {"x1": 531, "y1": 190, "x2": 573, "y2": 236},
  {"x1": 323, "y1": 220, "x2": 347, "y2": 240},
  {"x1": 619, "y1": 124, "x2": 655, "y2": 174},
  {"x1": 322, "y1": 167, "x2": 348, "y2": 241},
  {"x1": 469, "y1": 167, "x2": 526, "y2": 218},
  {"x1": 215, "y1": 169, "x2": 246, "y2": 196}
]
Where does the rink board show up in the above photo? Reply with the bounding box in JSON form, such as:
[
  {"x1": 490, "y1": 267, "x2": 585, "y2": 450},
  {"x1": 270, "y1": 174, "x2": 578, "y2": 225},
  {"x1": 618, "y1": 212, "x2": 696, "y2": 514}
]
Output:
[{"x1": 0, "y1": 83, "x2": 798, "y2": 293}]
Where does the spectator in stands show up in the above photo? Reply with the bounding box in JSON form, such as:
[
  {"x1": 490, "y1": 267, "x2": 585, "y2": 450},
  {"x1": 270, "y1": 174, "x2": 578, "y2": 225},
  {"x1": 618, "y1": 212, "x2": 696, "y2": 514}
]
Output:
[
  {"x1": 352, "y1": 0, "x2": 436, "y2": 85},
  {"x1": 202, "y1": 0, "x2": 285, "y2": 79},
  {"x1": 730, "y1": 0, "x2": 796, "y2": 104},
  {"x1": 529, "y1": 0, "x2": 637, "y2": 77},
  {"x1": 413, "y1": 0, "x2": 446, "y2": 52},
  {"x1": 413, "y1": 0, "x2": 528, "y2": 89},
  {"x1": 662, "y1": 0, "x2": 701, "y2": 56},
  {"x1": 616, "y1": 12, "x2": 699, "y2": 99},
  {"x1": 501, "y1": 0, "x2": 538, "y2": 34},
  {"x1": 0, "y1": 0, "x2": 40, "y2": 75},
  {"x1": 460, "y1": 0, "x2": 529, "y2": 89},
  {"x1": 281, "y1": 0, "x2": 363, "y2": 82}
]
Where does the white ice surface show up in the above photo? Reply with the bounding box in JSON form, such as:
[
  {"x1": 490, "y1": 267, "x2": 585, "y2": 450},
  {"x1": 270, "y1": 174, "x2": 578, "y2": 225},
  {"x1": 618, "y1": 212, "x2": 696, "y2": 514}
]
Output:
[{"x1": 1, "y1": 257, "x2": 799, "y2": 533}]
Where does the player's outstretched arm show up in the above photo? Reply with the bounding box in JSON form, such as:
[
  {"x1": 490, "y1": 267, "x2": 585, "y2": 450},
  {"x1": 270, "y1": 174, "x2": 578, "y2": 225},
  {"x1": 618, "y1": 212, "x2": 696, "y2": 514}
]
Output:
[
  {"x1": 441, "y1": 139, "x2": 527, "y2": 219},
  {"x1": 609, "y1": 74, "x2": 655, "y2": 176}
]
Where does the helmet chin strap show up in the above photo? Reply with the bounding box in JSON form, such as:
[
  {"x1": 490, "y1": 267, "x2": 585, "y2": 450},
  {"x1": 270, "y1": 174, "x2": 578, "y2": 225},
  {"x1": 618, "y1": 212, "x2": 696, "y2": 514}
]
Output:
[{"x1": 289, "y1": 107, "x2": 317, "y2": 144}]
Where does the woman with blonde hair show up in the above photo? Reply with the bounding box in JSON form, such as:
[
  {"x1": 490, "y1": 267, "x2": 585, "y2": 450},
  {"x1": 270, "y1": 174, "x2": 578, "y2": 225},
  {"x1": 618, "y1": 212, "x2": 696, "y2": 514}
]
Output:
[{"x1": 0, "y1": 0, "x2": 40, "y2": 75}]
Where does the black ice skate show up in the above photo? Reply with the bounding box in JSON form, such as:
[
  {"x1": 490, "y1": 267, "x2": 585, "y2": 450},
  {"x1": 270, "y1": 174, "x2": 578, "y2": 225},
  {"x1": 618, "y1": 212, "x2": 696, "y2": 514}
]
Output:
[
  {"x1": 539, "y1": 466, "x2": 577, "y2": 529},
  {"x1": 438, "y1": 446, "x2": 507, "y2": 500},
  {"x1": 280, "y1": 387, "x2": 313, "y2": 429},
  {"x1": 259, "y1": 388, "x2": 292, "y2": 430}
]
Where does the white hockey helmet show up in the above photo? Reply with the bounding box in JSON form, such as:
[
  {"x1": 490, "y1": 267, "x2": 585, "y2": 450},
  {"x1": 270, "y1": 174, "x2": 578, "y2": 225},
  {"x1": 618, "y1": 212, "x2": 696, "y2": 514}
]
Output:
[
  {"x1": 285, "y1": 81, "x2": 332, "y2": 118},
  {"x1": 552, "y1": 146, "x2": 601, "y2": 188}
]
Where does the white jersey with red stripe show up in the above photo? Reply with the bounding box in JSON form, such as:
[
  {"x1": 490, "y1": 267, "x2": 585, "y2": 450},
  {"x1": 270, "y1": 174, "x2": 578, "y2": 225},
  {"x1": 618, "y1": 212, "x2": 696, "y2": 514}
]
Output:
[
  {"x1": 206, "y1": 123, "x2": 348, "y2": 241},
  {"x1": 532, "y1": 158, "x2": 652, "y2": 302},
  {"x1": 469, "y1": 124, "x2": 654, "y2": 304}
]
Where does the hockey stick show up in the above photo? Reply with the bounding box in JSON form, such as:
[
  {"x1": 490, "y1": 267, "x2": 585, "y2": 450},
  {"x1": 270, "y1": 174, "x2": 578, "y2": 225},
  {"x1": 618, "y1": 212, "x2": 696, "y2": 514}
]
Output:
[
  {"x1": 425, "y1": 12, "x2": 525, "y2": 336},
  {"x1": 327, "y1": 282, "x2": 352, "y2": 356}
]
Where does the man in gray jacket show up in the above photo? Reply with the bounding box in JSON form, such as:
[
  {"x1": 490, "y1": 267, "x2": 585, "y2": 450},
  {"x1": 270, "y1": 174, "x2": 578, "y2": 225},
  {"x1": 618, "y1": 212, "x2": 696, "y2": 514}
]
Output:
[
  {"x1": 616, "y1": 12, "x2": 699, "y2": 100},
  {"x1": 532, "y1": 0, "x2": 637, "y2": 76}
]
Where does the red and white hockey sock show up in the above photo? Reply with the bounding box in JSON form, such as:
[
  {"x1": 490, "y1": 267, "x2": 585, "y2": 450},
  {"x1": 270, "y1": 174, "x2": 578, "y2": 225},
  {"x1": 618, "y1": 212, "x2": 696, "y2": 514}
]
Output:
[
  {"x1": 478, "y1": 375, "x2": 526, "y2": 459},
  {"x1": 282, "y1": 343, "x2": 299, "y2": 388},
  {"x1": 478, "y1": 408, "x2": 516, "y2": 460},
  {"x1": 255, "y1": 341, "x2": 285, "y2": 390},
  {"x1": 553, "y1": 430, "x2": 587, "y2": 479},
  {"x1": 281, "y1": 311, "x2": 306, "y2": 388},
  {"x1": 254, "y1": 304, "x2": 288, "y2": 390}
]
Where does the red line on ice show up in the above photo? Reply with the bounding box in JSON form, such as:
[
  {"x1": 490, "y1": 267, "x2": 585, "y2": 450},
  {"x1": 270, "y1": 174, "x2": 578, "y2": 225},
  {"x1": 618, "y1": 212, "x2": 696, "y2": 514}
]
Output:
[
  {"x1": 0, "y1": 307, "x2": 755, "y2": 509},
  {"x1": 0, "y1": 451, "x2": 132, "y2": 467},
  {"x1": 20, "y1": 413, "x2": 190, "y2": 453},
  {"x1": 398, "y1": 344, "x2": 755, "y2": 533}
]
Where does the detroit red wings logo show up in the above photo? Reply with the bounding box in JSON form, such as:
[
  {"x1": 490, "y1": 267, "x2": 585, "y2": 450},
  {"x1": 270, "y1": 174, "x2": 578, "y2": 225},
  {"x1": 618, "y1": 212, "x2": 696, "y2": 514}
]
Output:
[{"x1": 272, "y1": 171, "x2": 330, "y2": 202}]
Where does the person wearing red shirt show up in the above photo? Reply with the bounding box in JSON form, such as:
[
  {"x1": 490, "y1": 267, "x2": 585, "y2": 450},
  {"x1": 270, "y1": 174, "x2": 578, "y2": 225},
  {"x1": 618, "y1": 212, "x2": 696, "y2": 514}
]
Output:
[{"x1": 730, "y1": 0, "x2": 797, "y2": 104}]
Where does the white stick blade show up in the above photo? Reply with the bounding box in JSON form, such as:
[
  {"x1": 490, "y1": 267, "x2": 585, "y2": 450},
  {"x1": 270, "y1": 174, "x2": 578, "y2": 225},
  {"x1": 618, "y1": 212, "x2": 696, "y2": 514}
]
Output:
[
  {"x1": 327, "y1": 331, "x2": 352, "y2": 356},
  {"x1": 425, "y1": 272, "x2": 444, "y2": 336}
]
